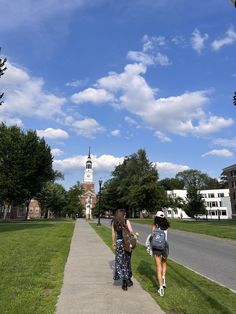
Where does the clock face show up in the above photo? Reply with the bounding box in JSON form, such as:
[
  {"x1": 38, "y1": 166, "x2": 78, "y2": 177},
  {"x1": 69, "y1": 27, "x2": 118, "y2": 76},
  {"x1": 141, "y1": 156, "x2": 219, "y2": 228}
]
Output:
[{"x1": 87, "y1": 174, "x2": 90, "y2": 178}]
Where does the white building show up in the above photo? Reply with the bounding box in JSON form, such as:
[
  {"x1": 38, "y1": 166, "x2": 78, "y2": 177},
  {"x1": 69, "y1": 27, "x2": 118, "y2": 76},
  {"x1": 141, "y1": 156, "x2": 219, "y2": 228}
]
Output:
[{"x1": 165, "y1": 189, "x2": 232, "y2": 220}]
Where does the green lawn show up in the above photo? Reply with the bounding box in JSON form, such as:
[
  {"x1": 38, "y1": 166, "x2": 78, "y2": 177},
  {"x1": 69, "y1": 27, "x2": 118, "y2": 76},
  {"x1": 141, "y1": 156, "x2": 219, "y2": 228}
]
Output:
[
  {"x1": 130, "y1": 218, "x2": 236, "y2": 241},
  {"x1": 0, "y1": 220, "x2": 75, "y2": 314},
  {"x1": 91, "y1": 223, "x2": 236, "y2": 314}
]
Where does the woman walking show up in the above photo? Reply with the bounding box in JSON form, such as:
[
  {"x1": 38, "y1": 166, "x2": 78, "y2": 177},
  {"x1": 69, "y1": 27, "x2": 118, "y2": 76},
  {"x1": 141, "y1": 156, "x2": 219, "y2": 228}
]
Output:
[
  {"x1": 112, "y1": 209, "x2": 134, "y2": 291},
  {"x1": 151, "y1": 211, "x2": 170, "y2": 297}
]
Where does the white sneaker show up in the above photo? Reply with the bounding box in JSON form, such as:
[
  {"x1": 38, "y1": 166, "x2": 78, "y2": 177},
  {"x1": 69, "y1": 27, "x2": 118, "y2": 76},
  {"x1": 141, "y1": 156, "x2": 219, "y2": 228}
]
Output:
[
  {"x1": 162, "y1": 276, "x2": 166, "y2": 289},
  {"x1": 158, "y1": 286, "x2": 164, "y2": 297}
]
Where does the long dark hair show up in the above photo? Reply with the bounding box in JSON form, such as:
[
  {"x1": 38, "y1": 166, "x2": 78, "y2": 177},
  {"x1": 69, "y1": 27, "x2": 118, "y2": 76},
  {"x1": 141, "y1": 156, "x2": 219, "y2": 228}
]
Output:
[
  {"x1": 154, "y1": 216, "x2": 170, "y2": 230},
  {"x1": 112, "y1": 209, "x2": 126, "y2": 232}
]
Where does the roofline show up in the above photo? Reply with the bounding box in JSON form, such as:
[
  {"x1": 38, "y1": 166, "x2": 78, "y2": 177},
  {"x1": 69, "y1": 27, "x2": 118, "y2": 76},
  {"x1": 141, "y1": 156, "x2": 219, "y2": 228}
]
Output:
[{"x1": 223, "y1": 164, "x2": 236, "y2": 172}]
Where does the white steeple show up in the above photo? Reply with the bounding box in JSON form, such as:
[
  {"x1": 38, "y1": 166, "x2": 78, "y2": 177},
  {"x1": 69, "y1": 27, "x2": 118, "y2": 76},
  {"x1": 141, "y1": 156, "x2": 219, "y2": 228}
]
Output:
[{"x1": 83, "y1": 147, "x2": 93, "y2": 183}]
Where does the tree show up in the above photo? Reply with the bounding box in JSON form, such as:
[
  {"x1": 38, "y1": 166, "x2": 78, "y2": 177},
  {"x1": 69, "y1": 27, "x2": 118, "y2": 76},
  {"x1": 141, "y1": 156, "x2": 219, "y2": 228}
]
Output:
[
  {"x1": 66, "y1": 181, "x2": 83, "y2": 218},
  {"x1": 176, "y1": 169, "x2": 219, "y2": 190},
  {"x1": 0, "y1": 48, "x2": 7, "y2": 106},
  {"x1": 37, "y1": 182, "x2": 67, "y2": 218},
  {"x1": 101, "y1": 149, "x2": 167, "y2": 217},
  {"x1": 233, "y1": 91, "x2": 236, "y2": 106},
  {"x1": 184, "y1": 186, "x2": 206, "y2": 219},
  {"x1": 159, "y1": 177, "x2": 184, "y2": 190},
  {"x1": 0, "y1": 123, "x2": 55, "y2": 220}
]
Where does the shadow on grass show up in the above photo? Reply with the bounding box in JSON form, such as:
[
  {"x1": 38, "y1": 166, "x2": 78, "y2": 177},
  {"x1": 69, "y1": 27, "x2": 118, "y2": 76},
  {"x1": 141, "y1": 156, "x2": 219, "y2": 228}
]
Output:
[
  {"x1": 168, "y1": 262, "x2": 233, "y2": 314},
  {"x1": 0, "y1": 222, "x2": 54, "y2": 233}
]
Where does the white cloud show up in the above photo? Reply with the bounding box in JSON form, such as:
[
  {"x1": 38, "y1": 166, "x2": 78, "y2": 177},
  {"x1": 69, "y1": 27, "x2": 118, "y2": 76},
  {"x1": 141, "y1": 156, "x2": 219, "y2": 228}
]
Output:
[
  {"x1": 127, "y1": 34, "x2": 170, "y2": 67},
  {"x1": 71, "y1": 118, "x2": 105, "y2": 138},
  {"x1": 212, "y1": 26, "x2": 236, "y2": 51},
  {"x1": 142, "y1": 35, "x2": 167, "y2": 52},
  {"x1": 191, "y1": 29, "x2": 208, "y2": 54},
  {"x1": 53, "y1": 154, "x2": 124, "y2": 174},
  {"x1": 37, "y1": 128, "x2": 69, "y2": 139},
  {"x1": 111, "y1": 129, "x2": 120, "y2": 136},
  {"x1": 171, "y1": 35, "x2": 187, "y2": 48},
  {"x1": 124, "y1": 116, "x2": 138, "y2": 125},
  {"x1": 155, "y1": 162, "x2": 189, "y2": 177},
  {"x1": 71, "y1": 87, "x2": 114, "y2": 104},
  {"x1": 127, "y1": 51, "x2": 154, "y2": 65},
  {"x1": 0, "y1": 113, "x2": 23, "y2": 127},
  {"x1": 213, "y1": 137, "x2": 236, "y2": 148},
  {"x1": 78, "y1": 61, "x2": 232, "y2": 137},
  {"x1": 66, "y1": 80, "x2": 87, "y2": 87},
  {"x1": 0, "y1": 61, "x2": 66, "y2": 120},
  {"x1": 154, "y1": 52, "x2": 171, "y2": 66},
  {"x1": 202, "y1": 149, "x2": 233, "y2": 158},
  {"x1": 53, "y1": 152, "x2": 188, "y2": 178},
  {"x1": 51, "y1": 148, "x2": 64, "y2": 157},
  {"x1": 154, "y1": 131, "x2": 172, "y2": 142}
]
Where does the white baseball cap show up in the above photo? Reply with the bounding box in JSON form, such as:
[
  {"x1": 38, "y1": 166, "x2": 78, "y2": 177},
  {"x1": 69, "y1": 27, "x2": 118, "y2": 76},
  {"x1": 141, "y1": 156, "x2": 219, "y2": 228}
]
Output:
[{"x1": 155, "y1": 211, "x2": 165, "y2": 218}]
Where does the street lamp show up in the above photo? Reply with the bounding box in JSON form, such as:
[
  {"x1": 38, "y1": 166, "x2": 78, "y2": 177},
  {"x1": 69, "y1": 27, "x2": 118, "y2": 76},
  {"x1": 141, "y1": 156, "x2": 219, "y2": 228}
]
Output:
[{"x1": 97, "y1": 179, "x2": 103, "y2": 226}]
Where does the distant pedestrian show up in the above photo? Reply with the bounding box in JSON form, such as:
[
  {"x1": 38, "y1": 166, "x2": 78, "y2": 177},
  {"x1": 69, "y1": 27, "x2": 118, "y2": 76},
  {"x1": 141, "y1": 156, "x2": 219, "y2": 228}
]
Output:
[
  {"x1": 112, "y1": 209, "x2": 134, "y2": 291},
  {"x1": 149, "y1": 211, "x2": 170, "y2": 297}
]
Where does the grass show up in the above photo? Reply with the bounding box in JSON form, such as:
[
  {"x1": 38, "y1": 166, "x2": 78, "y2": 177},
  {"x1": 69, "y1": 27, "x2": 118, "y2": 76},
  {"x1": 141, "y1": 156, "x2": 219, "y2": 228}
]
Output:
[
  {"x1": 0, "y1": 219, "x2": 75, "y2": 314},
  {"x1": 130, "y1": 218, "x2": 236, "y2": 241},
  {"x1": 91, "y1": 223, "x2": 236, "y2": 314}
]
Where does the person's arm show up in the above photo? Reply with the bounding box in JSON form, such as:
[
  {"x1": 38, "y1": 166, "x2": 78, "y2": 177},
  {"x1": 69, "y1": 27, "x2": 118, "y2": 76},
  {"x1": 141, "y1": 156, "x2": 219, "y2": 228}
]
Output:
[
  {"x1": 126, "y1": 219, "x2": 134, "y2": 234},
  {"x1": 151, "y1": 224, "x2": 156, "y2": 232},
  {"x1": 112, "y1": 222, "x2": 116, "y2": 249}
]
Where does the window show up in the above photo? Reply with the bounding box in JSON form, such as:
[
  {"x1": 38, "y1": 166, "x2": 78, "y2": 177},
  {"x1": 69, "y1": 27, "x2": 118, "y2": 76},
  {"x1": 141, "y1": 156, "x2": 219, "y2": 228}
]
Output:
[
  {"x1": 168, "y1": 210, "x2": 172, "y2": 215},
  {"x1": 232, "y1": 181, "x2": 236, "y2": 188},
  {"x1": 210, "y1": 210, "x2": 216, "y2": 216},
  {"x1": 230, "y1": 170, "x2": 236, "y2": 177},
  {"x1": 201, "y1": 194, "x2": 207, "y2": 198},
  {"x1": 221, "y1": 210, "x2": 227, "y2": 216},
  {"x1": 233, "y1": 192, "x2": 236, "y2": 200},
  {"x1": 208, "y1": 193, "x2": 215, "y2": 198},
  {"x1": 211, "y1": 201, "x2": 218, "y2": 207},
  {"x1": 219, "y1": 201, "x2": 222, "y2": 207},
  {"x1": 218, "y1": 193, "x2": 224, "y2": 197}
]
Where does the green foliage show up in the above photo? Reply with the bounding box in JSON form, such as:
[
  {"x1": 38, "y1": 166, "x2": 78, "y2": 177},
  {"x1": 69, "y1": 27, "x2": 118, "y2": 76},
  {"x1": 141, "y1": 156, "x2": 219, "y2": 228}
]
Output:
[
  {"x1": 184, "y1": 186, "x2": 206, "y2": 218},
  {"x1": 159, "y1": 177, "x2": 185, "y2": 190},
  {"x1": 37, "y1": 182, "x2": 67, "y2": 217},
  {"x1": 0, "y1": 47, "x2": 7, "y2": 106},
  {"x1": 66, "y1": 181, "x2": 83, "y2": 217},
  {"x1": 101, "y1": 149, "x2": 167, "y2": 217},
  {"x1": 0, "y1": 123, "x2": 55, "y2": 219},
  {"x1": 176, "y1": 169, "x2": 220, "y2": 189}
]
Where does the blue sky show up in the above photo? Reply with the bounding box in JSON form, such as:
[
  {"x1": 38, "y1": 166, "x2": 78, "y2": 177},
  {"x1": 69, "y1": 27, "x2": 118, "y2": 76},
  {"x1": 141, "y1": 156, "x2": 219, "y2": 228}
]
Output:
[{"x1": 0, "y1": 0, "x2": 236, "y2": 190}]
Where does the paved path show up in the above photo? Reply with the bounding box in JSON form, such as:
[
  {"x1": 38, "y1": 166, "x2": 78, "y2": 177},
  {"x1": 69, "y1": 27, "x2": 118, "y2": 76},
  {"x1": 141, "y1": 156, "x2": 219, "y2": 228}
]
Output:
[
  {"x1": 56, "y1": 219, "x2": 165, "y2": 314},
  {"x1": 101, "y1": 219, "x2": 236, "y2": 292}
]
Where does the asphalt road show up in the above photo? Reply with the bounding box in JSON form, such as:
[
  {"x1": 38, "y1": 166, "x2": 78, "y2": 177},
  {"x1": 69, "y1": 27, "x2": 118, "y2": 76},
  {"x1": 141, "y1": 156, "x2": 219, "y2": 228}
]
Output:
[{"x1": 101, "y1": 219, "x2": 236, "y2": 292}]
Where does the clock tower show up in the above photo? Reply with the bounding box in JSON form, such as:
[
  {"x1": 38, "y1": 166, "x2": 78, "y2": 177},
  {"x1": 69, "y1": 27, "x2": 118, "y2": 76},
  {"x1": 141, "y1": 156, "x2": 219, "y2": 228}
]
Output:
[
  {"x1": 83, "y1": 147, "x2": 93, "y2": 183},
  {"x1": 80, "y1": 148, "x2": 96, "y2": 219}
]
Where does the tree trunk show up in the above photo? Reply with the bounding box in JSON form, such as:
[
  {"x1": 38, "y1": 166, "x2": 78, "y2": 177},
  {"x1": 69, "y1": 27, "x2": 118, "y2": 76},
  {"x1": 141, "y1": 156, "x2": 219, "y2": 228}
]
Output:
[
  {"x1": 24, "y1": 199, "x2": 31, "y2": 220},
  {"x1": 3, "y1": 202, "x2": 11, "y2": 221}
]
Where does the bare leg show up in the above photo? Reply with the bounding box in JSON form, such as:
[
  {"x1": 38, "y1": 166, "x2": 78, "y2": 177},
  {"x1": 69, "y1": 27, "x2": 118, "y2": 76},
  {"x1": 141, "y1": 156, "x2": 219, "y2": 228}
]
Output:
[
  {"x1": 161, "y1": 257, "x2": 167, "y2": 278},
  {"x1": 154, "y1": 255, "x2": 163, "y2": 287}
]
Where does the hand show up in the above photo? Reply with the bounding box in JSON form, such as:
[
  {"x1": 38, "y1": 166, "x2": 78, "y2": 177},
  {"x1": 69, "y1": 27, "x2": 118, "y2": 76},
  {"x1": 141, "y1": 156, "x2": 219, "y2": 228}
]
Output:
[{"x1": 112, "y1": 243, "x2": 116, "y2": 250}]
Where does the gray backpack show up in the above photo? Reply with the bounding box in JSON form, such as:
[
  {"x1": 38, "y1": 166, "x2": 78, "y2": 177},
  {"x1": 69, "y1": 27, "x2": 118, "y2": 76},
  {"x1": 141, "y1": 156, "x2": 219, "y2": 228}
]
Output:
[{"x1": 151, "y1": 228, "x2": 166, "y2": 250}]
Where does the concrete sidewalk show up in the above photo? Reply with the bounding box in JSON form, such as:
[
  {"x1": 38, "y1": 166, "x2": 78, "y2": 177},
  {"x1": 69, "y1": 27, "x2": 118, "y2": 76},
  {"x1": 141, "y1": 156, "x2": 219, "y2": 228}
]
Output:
[{"x1": 56, "y1": 219, "x2": 165, "y2": 314}]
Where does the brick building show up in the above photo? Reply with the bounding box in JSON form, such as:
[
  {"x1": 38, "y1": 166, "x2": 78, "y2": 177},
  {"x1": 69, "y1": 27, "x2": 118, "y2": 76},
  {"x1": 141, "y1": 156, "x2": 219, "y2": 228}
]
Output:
[{"x1": 223, "y1": 164, "x2": 236, "y2": 220}]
